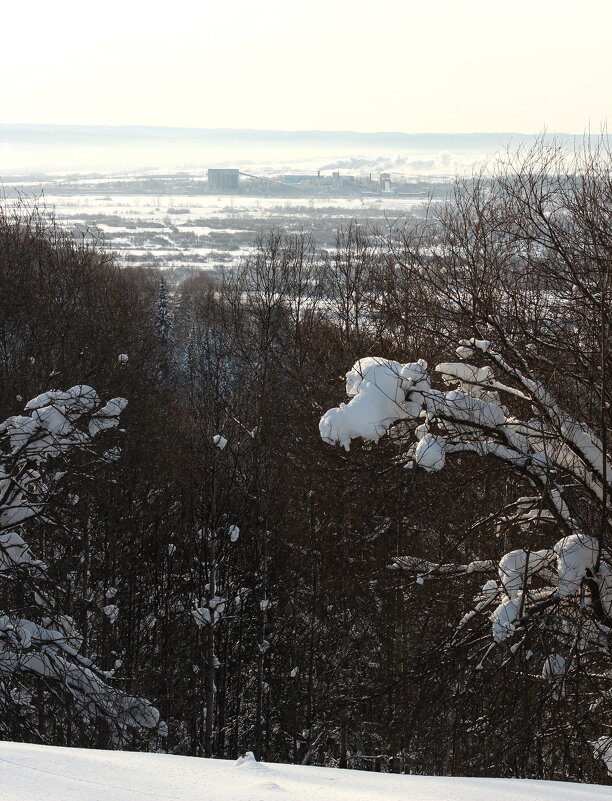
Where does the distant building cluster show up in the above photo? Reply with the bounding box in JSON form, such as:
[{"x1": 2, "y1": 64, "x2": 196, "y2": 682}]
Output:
[{"x1": 206, "y1": 167, "x2": 437, "y2": 198}]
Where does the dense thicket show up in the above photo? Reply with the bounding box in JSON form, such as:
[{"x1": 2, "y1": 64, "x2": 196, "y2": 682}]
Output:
[{"x1": 0, "y1": 140, "x2": 610, "y2": 784}]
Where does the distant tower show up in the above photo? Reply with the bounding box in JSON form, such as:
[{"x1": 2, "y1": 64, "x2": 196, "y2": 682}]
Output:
[{"x1": 380, "y1": 173, "x2": 392, "y2": 192}]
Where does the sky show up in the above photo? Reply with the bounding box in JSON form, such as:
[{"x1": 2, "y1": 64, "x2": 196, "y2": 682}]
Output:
[{"x1": 2, "y1": 0, "x2": 610, "y2": 133}]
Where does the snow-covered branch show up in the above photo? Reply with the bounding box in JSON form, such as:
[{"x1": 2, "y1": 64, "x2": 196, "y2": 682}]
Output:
[
  {"x1": 0, "y1": 386, "x2": 160, "y2": 734},
  {"x1": 320, "y1": 343, "x2": 612, "y2": 772}
]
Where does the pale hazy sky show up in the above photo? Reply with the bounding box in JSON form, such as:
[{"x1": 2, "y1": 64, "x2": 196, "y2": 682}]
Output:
[{"x1": 3, "y1": 0, "x2": 610, "y2": 133}]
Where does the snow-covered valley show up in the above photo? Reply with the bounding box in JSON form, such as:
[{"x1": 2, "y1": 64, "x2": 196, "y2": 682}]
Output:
[{"x1": 0, "y1": 190, "x2": 430, "y2": 277}]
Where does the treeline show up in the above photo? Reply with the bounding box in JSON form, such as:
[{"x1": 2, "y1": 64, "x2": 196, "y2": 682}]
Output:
[{"x1": 0, "y1": 139, "x2": 610, "y2": 784}]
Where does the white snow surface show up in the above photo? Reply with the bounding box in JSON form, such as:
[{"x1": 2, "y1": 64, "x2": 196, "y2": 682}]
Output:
[{"x1": 0, "y1": 742, "x2": 608, "y2": 801}]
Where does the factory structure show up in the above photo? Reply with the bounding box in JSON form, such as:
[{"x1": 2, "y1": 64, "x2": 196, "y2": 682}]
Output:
[{"x1": 206, "y1": 167, "x2": 433, "y2": 198}]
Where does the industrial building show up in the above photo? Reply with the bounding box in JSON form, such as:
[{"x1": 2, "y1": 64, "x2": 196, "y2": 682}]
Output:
[{"x1": 207, "y1": 169, "x2": 240, "y2": 192}]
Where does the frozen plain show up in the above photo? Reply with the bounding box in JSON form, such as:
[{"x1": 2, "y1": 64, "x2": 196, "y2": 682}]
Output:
[
  {"x1": 1, "y1": 192, "x2": 431, "y2": 274},
  {"x1": 0, "y1": 742, "x2": 609, "y2": 801}
]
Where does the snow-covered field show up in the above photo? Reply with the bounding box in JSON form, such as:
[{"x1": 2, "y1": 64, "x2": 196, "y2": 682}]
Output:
[
  {"x1": 0, "y1": 743, "x2": 608, "y2": 801},
  {"x1": 2, "y1": 192, "x2": 430, "y2": 273}
]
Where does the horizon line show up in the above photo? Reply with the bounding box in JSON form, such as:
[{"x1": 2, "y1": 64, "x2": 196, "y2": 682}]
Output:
[{"x1": 0, "y1": 123, "x2": 594, "y2": 138}]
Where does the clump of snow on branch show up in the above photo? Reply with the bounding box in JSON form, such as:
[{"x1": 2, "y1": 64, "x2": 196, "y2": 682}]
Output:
[
  {"x1": 542, "y1": 652, "x2": 566, "y2": 699},
  {"x1": 88, "y1": 397, "x2": 128, "y2": 436},
  {"x1": 192, "y1": 596, "x2": 227, "y2": 628},
  {"x1": 490, "y1": 596, "x2": 522, "y2": 642},
  {"x1": 414, "y1": 433, "x2": 446, "y2": 471},
  {"x1": 498, "y1": 549, "x2": 552, "y2": 598},
  {"x1": 592, "y1": 737, "x2": 612, "y2": 775},
  {"x1": 0, "y1": 532, "x2": 45, "y2": 574},
  {"x1": 553, "y1": 534, "x2": 598, "y2": 597},
  {"x1": 319, "y1": 357, "x2": 428, "y2": 450},
  {"x1": 103, "y1": 604, "x2": 120, "y2": 624}
]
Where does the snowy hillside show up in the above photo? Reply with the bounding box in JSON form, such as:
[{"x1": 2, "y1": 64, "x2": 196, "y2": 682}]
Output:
[{"x1": 0, "y1": 743, "x2": 608, "y2": 801}]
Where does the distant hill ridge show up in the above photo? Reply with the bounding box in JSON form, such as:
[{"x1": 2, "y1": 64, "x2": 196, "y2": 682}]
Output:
[{"x1": 0, "y1": 124, "x2": 593, "y2": 150}]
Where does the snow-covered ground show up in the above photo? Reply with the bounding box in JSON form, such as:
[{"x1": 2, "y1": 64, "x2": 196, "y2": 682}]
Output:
[{"x1": 0, "y1": 743, "x2": 608, "y2": 801}]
